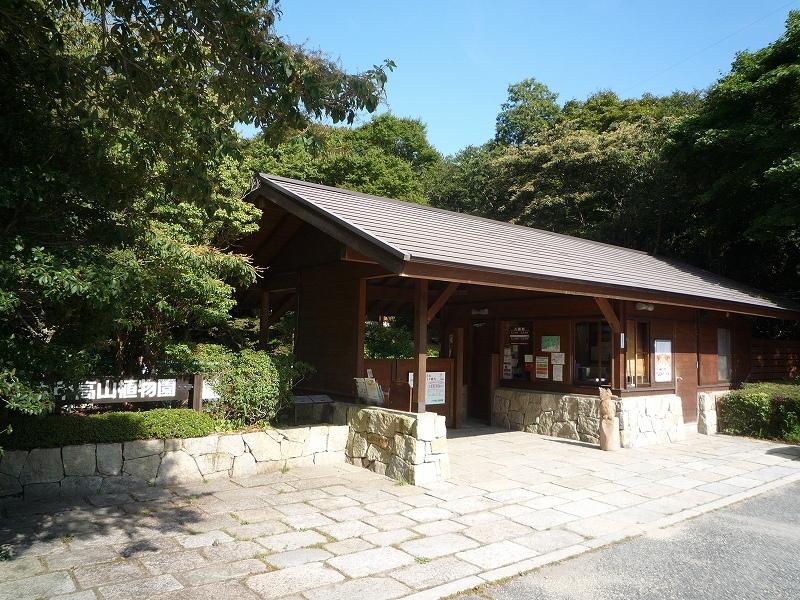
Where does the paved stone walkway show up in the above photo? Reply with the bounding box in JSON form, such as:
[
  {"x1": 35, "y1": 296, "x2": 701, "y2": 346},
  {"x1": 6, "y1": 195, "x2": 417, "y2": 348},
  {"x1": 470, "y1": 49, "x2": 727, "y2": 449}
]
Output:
[{"x1": 1, "y1": 428, "x2": 799, "y2": 600}]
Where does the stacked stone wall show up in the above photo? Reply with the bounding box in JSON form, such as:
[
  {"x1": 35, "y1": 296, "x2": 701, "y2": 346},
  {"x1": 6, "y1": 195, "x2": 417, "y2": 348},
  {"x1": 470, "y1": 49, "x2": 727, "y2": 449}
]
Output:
[
  {"x1": 492, "y1": 388, "x2": 685, "y2": 449},
  {"x1": 0, "y1": 424, "x2": 348, "y2": 501},
  {"x1": 331, "y1": 403, "x2": 449, "y2": 485}
]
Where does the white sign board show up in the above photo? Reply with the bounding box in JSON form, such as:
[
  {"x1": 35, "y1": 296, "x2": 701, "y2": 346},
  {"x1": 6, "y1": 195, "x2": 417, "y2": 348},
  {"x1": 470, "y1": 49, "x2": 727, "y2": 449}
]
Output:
[
  {"x1": 408, "y1": 371, "x2": 446, "y2": 405},
  {"x1": 654, "y1": 339, "x2": 673, "y2": 382}
]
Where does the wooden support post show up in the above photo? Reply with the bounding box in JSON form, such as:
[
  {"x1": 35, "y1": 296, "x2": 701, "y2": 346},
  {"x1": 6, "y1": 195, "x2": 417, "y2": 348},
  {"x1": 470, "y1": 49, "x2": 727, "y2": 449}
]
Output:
[
  {"x1": 259, "y1": 289, "x2": 270, "y2": 350},
  {"x1": 594, "y1": 296, "x2": 621, "y2": 332},
  {"x1": 454, "y1": 327, "x2": 465, "y2": 428},
  {"x1": 192, "y1": 374, "x2": 203, "y2": 413},
  {"x1": 412, "y1": 279, "x2": 428, "y2": 413},
  {"x1": 356, "y1": 278, "x2": 366, "y2": 379}
]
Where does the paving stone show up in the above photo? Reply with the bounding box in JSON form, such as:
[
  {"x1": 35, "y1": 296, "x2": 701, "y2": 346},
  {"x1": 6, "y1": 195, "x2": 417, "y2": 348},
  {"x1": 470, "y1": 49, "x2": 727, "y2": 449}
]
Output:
[
  {"x1": 303, "y1": 576, "x2": 411, "y2": 600},
  {"x1": 323, "y1": 537, "x2": 375, "y2": 555},
  {"x1": 44, "y1": 545, "x2": 119, "y2": 570},
  {"x1": 0, "y1": 556, "x2": 45, "y2": 582},
  {"x1": 308, "y1": 496, "x2": 359, "y2": 511},
  {"x1": 486, "y1": 487, "x2": 543, "y2": 503},
  {"x1": 362, "y1": 499, "x2": 414, "y2": 515},
  {"x1": 362, "y1": 513, "x2": 416, "y2": 531},
  {"x1": 461, "y1": 518, "x2": 534, "y2": 544},
  {"x1": 73, "y1": 558, "x2": 144, "y2": 588},
  {"x1": 362, "y1": 528, "x2": 418, "y2": 546},
  {"x1": 513, "y1": 528, "x2": 586, "y2": 553},
  {"x1": 274, "y1": 502, "x2": 319, "y2": 516},
  {"x1": 411, "y1": 519, "x2": 466, "y2": 536},
  {"x1": 317, "y1": 519, "x2": 378, "y2": 541},
  {"x1": 140, "y1": 549, "x2": 208, "y2": 575},
  {"x1": 0, "y1": 571, "x2": 76, "y2": 600},
  {"x1": 97, "y1": 574, "x2": 183, "y2": 600},
  {"x1": 282, "y1": 511, "x2": 336, "y2": 529},
  {"x1": 177, "y1": 530, "x2": 234, "y2": 548},
  {"x1": 177, "y1": 558, "x2": 267, "y2": 586},
  {"x1": 327, "y1": 545, "x2": 414, "y2": 577},
  {"x1": 322, "y1": 506, "x2": 372, "y2": 522},
  {"x1": 558, "y1": 498, "x2": 617, "y2": 518},
  {"x1": 522, "y1": 495, "x2": 570, "y2": 510},
  {"x1": 256, "y1": 529, "x2": 328, "y2": 552},
  {"x1": 401, "y1": 506, "x2": 454, "y2": 522},
  {"x1": 201, "y1": 540, "x2": 262, "y2": 563},
  {"x1": 233, "y1": 507, "x2": 283, "y2": 523},
  {"x1": 158, "y1": 580, "x2": 259, "y2": 600},
  {"x1": 438, "y1": 495, "x2": 501, "y2": 514},
  {"x1": 264, "y1": 547, "x2": 332, "y2": 568},
  {"x1": 184, "y1": 513, "x2": 240, "y2": 533},
  {"x1": 389, "y1": 555, "x2": 481, "y2": 589},
  {"x1": 513, "y1": 508, "x2": 579, "y2": 530},
  {"x1": 226, "y1": 520, "x2": 290, "y2": 539},
  {"x1": 457, "y1": 539, "x2": 538, "y2": 569},
  {"x1": 51, "y1": 591, "x2": 98, "y2": 600},
  {"x1": 399, "y1": 533, "x2": 480, "y2": 559},
  {"x1": 246, "y1": 562, "x2": 344, "y2": 598}
]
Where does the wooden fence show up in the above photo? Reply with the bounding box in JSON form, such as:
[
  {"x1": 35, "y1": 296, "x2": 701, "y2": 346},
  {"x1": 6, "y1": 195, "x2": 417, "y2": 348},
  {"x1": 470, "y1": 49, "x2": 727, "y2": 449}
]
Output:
[{"x1": 750, "y1": 340, "x2": 800, "y2": 382}]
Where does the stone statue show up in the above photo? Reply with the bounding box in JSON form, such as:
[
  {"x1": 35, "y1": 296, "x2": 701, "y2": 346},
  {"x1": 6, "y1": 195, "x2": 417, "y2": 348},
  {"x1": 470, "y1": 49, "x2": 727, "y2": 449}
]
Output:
[{"x1": 599, "y1": 387, "x2": 620, "y2": 451}]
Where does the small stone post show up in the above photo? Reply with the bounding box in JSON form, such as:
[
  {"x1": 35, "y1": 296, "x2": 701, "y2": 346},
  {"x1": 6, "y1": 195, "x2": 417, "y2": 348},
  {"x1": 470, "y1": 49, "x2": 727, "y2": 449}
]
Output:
[{"x1": 599, "y1": 387, "x2": 620, "y2": 451}]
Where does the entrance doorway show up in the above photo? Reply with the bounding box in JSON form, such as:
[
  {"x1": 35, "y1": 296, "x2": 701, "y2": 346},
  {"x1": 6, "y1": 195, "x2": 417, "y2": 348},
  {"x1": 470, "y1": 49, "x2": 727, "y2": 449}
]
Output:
[
  {"x1": 469, "y1": 321, "x2": 493, "y2": 422},
  {"x1": 675, "y1": 320, "x2": 699, "y2": 422}
]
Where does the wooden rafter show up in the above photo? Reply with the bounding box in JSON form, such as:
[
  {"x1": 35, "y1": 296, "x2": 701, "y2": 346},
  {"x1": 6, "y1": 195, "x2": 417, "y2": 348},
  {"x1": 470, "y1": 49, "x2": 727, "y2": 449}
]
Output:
[
  {"x1": 427, "y1": 282, "x2": 459, "y2": 324},
  {"x1": 594, "y1": 296, "x2": 621, "y2": 332},
  {"x1": 267, "y1": 293, "x2": 297, "y2": 327}
]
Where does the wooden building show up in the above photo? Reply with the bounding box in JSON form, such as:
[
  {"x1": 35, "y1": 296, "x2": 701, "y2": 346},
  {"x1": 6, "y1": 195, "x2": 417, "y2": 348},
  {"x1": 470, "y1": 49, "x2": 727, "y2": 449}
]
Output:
[{"x1": 242, "y1": 174, "x2": 799, "y2": 442}]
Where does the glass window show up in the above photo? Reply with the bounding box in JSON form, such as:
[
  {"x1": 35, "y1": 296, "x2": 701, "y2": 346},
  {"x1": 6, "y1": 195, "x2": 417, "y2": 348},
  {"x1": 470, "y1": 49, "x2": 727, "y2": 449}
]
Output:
[
  {"x1": 717, "y1": 328, "x2": 732, "y2": 382},
  {"x1": 503, "y1": 322, "x2": 533, "y2": 380},
  {"x1": 625, "y1": 320, "x2": 650, "y2": 387},
  {"x1": 574, "y1": 321, "x2": 611, "y2": 385}
]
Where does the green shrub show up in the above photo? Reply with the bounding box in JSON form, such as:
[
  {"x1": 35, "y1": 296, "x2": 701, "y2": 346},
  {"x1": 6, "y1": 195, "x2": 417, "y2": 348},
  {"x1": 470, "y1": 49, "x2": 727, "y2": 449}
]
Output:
[
  {"x1": 718, "y1": 382, "x2": 800, "y2": 441},
  {"x1": 205, "y1": 349, "x2": 312, "y2": 427},
  {"x1": 2, "y1": 408, "x2": 213, "y2": 450}
]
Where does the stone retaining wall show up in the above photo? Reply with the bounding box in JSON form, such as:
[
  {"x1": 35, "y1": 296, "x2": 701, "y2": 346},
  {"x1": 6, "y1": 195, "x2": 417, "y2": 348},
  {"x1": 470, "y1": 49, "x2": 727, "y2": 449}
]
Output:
[
  {"x1": 492, "y1": 388, "x2": 685, "y2": 449},
  {"x1": 331, "y1": 403, "x2": 449, "y2": 486},
  {"x1": 0, "y1": 424, "x2": 348, "y2": 501},
  {"x1": 697, "y1": 391, "x2": 724, "y2": 435}
]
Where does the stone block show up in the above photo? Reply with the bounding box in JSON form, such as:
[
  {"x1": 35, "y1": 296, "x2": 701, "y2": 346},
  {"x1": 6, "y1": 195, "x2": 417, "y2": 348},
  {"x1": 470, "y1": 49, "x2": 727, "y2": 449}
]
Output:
[
  {"x1": 282, "y1": 426, "x2": 309, "y2": 444},
  {"x1": 232, "y1": 452, "x2": 258, "y2": 477},
  {"x1": 366, "y1": 443, "x2": 390, "y2": 464},
  {"x1": 541, "y1": 394, "x2": 559, "y2": 412},
  {"x1": 508, "y1": 410, "x2": 523, "y2": 429},
  {"x1": 372, "y1": 460, "x2": 388, "y2": 476},
  {"x1": 0, "y1": 473, "x2": 22, "y2": 497},
  {"x1": 394, "y1": 434, "x2": 424, "y2": 465},
  {"x1": 327, "y1": 426, "x2": 349, "y2": 452},
  {"x1": 386, "y1": 455, "x2": 411, "y2": 482},
  {"x1": 280, "y1": 439, "x2": 305, "y2": 460},
  {"x1": 123, "y1": 454, "x2": 161, "y2": 482},
  {"x1": 331, "y1": 402, "x2": 349, "y2": 426},
  {"x1": 349, "y1": 433, "x2": 368, "y2": 458},
  {"x1": 305, "y1": 426, "x2": 329, "y2": 454},
  {"x1": 182, "y1": 435, "x2": 219, "y2": 456},
  {"x1": 61, "y1": 475, "x2": 102, "y2": 497},
  {"x1": 429, "y1": 436, "x2": 448, "y2": 455},
  {"x1": 123, "y1": 439, "x2": 164, "y2": 459},
  {"x1": 156, "y1": 451, "x2": 202, "y2": 484},
  {"x1": 242, "y1": 432, "x2": 281, "y2": 462},
  {"x1": 313, "y1": 451, "x2": 343, "y2": 466},
  {"x1": 164, "y1": 438, "x2": 182, "y2": 452},
  {"x1": 564, "y1": 396, "x2": 579, "y2": 421},
  {"x1": 434, "y1": 415, "x2": 446, "y2": 438},
  {"x1": 366, "y1": 432, "x2": 391, "y2": 450},
  {"x1": 24, "y1": 481, "x2": 61, "y2": 500},
  {"x1": 96, "y1": 443, "x2": 123, "y2": 476},
  {"x1": 286, "y1": 455, "x2": 315, "y2": 469},
  {"x1": 62, "y1": 444, "x2": 96, "y2": 476},
  {"x1": 0, "y1": 450, "x2": 28, "y2": 477},
  {"x1": 409, "y1": 461, "x2": 438, "y2": 486},
  {"x1": 218, "y1": 434, "x2": 245, "y2": 456},
  {"x1": 414, "y1": 412, "x2": 436, "y2": 441},
  {"x1": 554, "y1": 421, "x2": 579, "y2": 441},
  {"x1": 19, "y1": 447, "x2": 63, "y2": 484},
  {"x1": 195, "y1": 453, "x2": 234, "y2": 475}
]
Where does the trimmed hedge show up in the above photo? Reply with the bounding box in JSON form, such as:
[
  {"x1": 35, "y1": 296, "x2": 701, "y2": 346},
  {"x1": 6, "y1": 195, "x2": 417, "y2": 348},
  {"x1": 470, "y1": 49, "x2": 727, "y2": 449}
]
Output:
[
  {"x1": 718, "y1": 382, "x2": 800, "y2": 442},
  {"x1": 2, "y1": 408, "x2": 214, "y2": 450}
]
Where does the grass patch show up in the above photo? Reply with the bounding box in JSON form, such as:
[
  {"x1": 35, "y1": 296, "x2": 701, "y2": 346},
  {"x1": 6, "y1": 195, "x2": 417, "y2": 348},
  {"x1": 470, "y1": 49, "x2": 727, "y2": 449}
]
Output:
[
  {"x1": 415, "y1": 556, "x2": 430, "y2": 564},
  {"x1": 2, "y1": 408, "x2": 214, "y2": 450}
]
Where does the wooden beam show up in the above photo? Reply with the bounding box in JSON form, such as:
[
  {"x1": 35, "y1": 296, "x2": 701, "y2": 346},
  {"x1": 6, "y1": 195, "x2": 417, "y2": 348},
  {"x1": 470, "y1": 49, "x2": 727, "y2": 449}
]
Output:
[
  {"x1": 427, "y1": 282, "x2": 459, "y2": 324},
  {"x1": 259, "y1": 289, "x2": 270, "y2": 350},
  {"x1": 594, "y1": 297, "x2": 622, "y2": 332},
  {"x1": 367, "y1": 285, "x2": 415, "y2": 303},
  {"x1": 253, "y1": 214, "x2": 304, "y2": 267},
  {"x1": 453, "y1": 327, "x2": 465, "y2": 428},
  {"x1": 356, "y1": 278, "x2": 366, "y2": 380},
  {"x1": 267, "y1": 293, "x2": 296, "y2": 327},
  {"x1": 412, "y1": 279, "x2": 428, "y2": 413}
]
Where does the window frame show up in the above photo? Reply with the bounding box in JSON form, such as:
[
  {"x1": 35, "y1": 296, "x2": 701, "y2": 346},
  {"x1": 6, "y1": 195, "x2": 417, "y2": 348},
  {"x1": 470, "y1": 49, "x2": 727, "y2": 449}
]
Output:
[
  {"x1": 573, "y1": 320, "x2": 612, "y2": 387},
  {"x1": 717, "y1": 327, "x2": 732, "y2": 383},
  {"x1": 625, "y1": 319, "x2": 651, "y2": 388}
]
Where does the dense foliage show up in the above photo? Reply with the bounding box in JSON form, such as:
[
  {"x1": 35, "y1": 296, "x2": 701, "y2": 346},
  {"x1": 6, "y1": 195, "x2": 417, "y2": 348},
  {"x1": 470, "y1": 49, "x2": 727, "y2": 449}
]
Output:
[
  {"x1": 718, "y1": 382, "x2": 800, "y2": 442},
  {"x1": 3, "y1": 409, "x2": 214, "y2": 450},
  {"x1": 0, "y1": 0, "x2": 393, "y2": 416}
]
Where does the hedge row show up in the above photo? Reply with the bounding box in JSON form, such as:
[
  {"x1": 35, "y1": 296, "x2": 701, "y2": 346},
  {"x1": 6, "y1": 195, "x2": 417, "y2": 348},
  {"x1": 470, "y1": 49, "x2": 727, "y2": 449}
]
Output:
[
  {"x1": 718, "y1": 382, "x2": 800, "y2": 442},
  {"x1": 2, "y1": 408, "x2": 214, "y2": 450}
]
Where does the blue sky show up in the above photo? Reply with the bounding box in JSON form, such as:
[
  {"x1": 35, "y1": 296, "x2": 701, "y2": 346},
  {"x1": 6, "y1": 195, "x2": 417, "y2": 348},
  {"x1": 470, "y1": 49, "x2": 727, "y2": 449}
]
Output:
[{"x1": 262, "y1": 0, "x2": 798, "y2": 156}]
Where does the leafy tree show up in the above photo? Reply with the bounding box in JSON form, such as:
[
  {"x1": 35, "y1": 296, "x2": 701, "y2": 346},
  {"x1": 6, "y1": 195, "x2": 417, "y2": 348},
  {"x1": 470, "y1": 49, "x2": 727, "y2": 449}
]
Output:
[
  {"x1": 561, "y1": 90, "x2": 701, "y2": 132},
  {"x1": 495, "y1": 78, "x2": 561, "y2": 145},
  {"x1": 0, "y1": 0, "x2": 393, "y2": 412},
  {"x1": 667, "y1": 11, "x2": 800, "y2": 295}
]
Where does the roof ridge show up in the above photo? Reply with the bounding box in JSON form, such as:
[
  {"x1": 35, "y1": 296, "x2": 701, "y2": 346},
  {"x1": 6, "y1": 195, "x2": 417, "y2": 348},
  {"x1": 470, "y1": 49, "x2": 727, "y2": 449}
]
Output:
[{"x1": 261, "y1": 173, "x2": 652, "y2": 257}]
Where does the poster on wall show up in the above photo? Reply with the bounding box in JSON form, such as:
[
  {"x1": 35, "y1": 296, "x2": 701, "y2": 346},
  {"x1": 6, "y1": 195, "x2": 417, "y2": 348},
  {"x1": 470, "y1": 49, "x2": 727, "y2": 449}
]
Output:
[
  {"x1": 509, "y1": 326, "x2": 531, "y2": 343},
  {"x1": 654, "y1": 339, "x2": 673, "y2": 382},
  {"x1": 550, "y1": 352, "x2": 565, "y2": 365},
  {"x1": 535, "y1": 356, "x2": 549, "y2": 379},
  {"x1": 408, "y1": 371, "x2": 447, "y2": 405},
  {"x1": 552, "y1": 364, "x2": 564, "y2": 382},
  {"x1": 541, "y1": 336, "x2": 561, "y2": 352}
]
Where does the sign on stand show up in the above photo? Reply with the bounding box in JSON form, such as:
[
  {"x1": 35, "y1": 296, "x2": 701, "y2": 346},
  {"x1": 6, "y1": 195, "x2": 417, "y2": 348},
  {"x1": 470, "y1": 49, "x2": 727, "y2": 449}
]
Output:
[{"x1": 408, "y1": 371, "x2": 446, "y2": 405}]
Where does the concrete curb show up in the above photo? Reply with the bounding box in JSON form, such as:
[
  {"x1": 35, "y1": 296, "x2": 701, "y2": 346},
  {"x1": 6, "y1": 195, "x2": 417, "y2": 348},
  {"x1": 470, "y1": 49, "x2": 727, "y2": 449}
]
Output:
[{"x1": 399, "y1": 471, "x2": 800, "y2": 600}]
